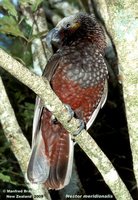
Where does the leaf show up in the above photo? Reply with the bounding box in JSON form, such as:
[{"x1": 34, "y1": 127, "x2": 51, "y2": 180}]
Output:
[
  {"x1": 0, "y1": 16, "x2": 25, "y2": 38},
  {"x1": 0, "y1": 172, "x2": 18, "y2": 185},
  {"x1": 31, "y1": 0, "x2": 43, "y2": 11},
  {"x1": 0, "y1": 0, "x2": 18, "y2": 19}
]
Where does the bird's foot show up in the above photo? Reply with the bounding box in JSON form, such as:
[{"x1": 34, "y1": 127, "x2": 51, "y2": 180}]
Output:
[
  {"x1": 73, "y1": 119, "x2": 85, "y2": 136},
  {"x1": 64, "y1": 104, "x2": 74, "y2": 122},
  {"x1": 64, "y1": 104, "x2": 85, "y2": 136}
]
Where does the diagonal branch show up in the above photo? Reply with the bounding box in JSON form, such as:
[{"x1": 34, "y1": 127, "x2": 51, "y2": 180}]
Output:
[{"x1": 0, "y1": 48, "x2": 132, "y2": 199}]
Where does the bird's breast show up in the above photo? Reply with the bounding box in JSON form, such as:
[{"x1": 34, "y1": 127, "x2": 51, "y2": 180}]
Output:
[
  {"x1": 50, "y1": 43, "x2": 107, "y2": 122},
  {"x1": 51, "y1": 63, "x2": 105, "y2": 122}
]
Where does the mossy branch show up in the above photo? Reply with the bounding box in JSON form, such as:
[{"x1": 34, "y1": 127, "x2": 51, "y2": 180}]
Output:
[{"x1": 93, "y1": 0, "x2": 138, "y2": 187}]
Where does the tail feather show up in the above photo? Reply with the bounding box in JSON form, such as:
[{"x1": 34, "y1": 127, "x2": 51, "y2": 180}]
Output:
[
  {"x1": 27, "y1": 107, "x2": 74, "y2": 190},
  {"x1": 27, "y1": 129, "x2": 50, "y2": 183}
]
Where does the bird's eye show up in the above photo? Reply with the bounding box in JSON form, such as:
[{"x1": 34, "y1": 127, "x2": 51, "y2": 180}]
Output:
[{"x1": 66, "y1": 23, "x2": 71, "y2": 28}]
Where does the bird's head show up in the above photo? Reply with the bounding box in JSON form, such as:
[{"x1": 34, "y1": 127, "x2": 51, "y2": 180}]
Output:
[{"x1": 46, "y1": 12, "x2": 97, "y2": 48}]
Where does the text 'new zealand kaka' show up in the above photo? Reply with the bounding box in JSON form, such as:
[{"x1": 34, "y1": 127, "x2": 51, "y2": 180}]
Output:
[{"x1": 27, "y1": 12, "x2": 108, "y2": 190}]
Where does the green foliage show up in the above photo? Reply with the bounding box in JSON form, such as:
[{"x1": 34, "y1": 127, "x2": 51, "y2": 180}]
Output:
[
  {"x1": 0, "y1": 16, "x2": 25, "y2": 38},
  {"x1": 0, "y1": 0, "x2": 18, "y2": 19},
  {"x1": 0, "y1": 0, "x2": 26, "y2": 39},
  {"x1": 0, "y1": 0, "x2": 41, "y2": 189},
  {"x1": 0, "y1": 173, "x2": 18, "y2": 185},
  {"x1": 0, "y1": 131, "x2": 25, "y2": 187},
  {"x1": 9, "y1": 38, "x2": 33, "y2": 68},
  {"x1": 19, "y1": 102, "x2": 34, "y2": 131}
]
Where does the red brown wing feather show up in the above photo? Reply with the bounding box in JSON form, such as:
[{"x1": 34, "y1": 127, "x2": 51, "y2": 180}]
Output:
[
  {"x1": 41, "y1": 109, "x2": 73, "y2": 189},
  {"x1": 27, "y1": 52, "x2": 74, "y2": 189}
]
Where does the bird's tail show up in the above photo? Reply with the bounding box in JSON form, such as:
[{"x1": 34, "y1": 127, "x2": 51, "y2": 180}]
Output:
[{"x1": 27, "y1": 107, "x2": 74, "y2": 190}]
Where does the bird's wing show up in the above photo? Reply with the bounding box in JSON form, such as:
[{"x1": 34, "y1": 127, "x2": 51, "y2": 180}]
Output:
[
  {"x1": 31, "y1": 96, "x2": 42, "y2": 147},
  {"x1": 84, "y1": 47, "x2": 108, "y2": 130},
  {"x1": 31, "y1": 52, "x2": 61, "y2": 147},
  {"x1": 43, "y1": 52, "x2": 61, "y2": 81},
  {"x1": 27, "y1": 52, "x2": 74, "y2": 189},
  {"x1": 86, "y1": 79, "x2": 108, "y2": 130}
]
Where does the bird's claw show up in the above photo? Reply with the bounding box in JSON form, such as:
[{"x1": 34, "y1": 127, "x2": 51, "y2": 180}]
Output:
[
  {"x1": 64, "y1": 104, "x2": 85, "y2": 136},
  {"x1": 64, "y1": 104, "x2": 74, "y2": 122},
  {"x1": 73, "y1": 119, "x2": 85, "y2": 136}
]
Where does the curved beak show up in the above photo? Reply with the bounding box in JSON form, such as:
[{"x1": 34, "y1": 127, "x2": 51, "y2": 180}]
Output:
[{"x1": 46, "y1": 28, "x2": 61, "y2": 49}]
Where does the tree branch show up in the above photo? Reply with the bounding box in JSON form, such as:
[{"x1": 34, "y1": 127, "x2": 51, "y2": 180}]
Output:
[
  {"x1": 0, "y1": 47, "x2": 132, "y2": 199},
  {"x1": 0, "y1": 76, "x2": 51, "y2": 200},
  {"x1": 93, "y1": 0, "x2": 138, "y2": 186},
  {"x1": 48, "y1": 0, "x2": 79, "y2": 16}
]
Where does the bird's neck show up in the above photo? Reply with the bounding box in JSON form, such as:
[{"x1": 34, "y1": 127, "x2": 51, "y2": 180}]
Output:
[{"x1": 62, "y1": 25, "x2": 106, "y2": 54}]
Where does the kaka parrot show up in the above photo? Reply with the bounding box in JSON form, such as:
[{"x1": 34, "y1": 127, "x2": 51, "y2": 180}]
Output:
[{"x1": 27, "y1": 12, "x2": 108, "y2": 190}]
